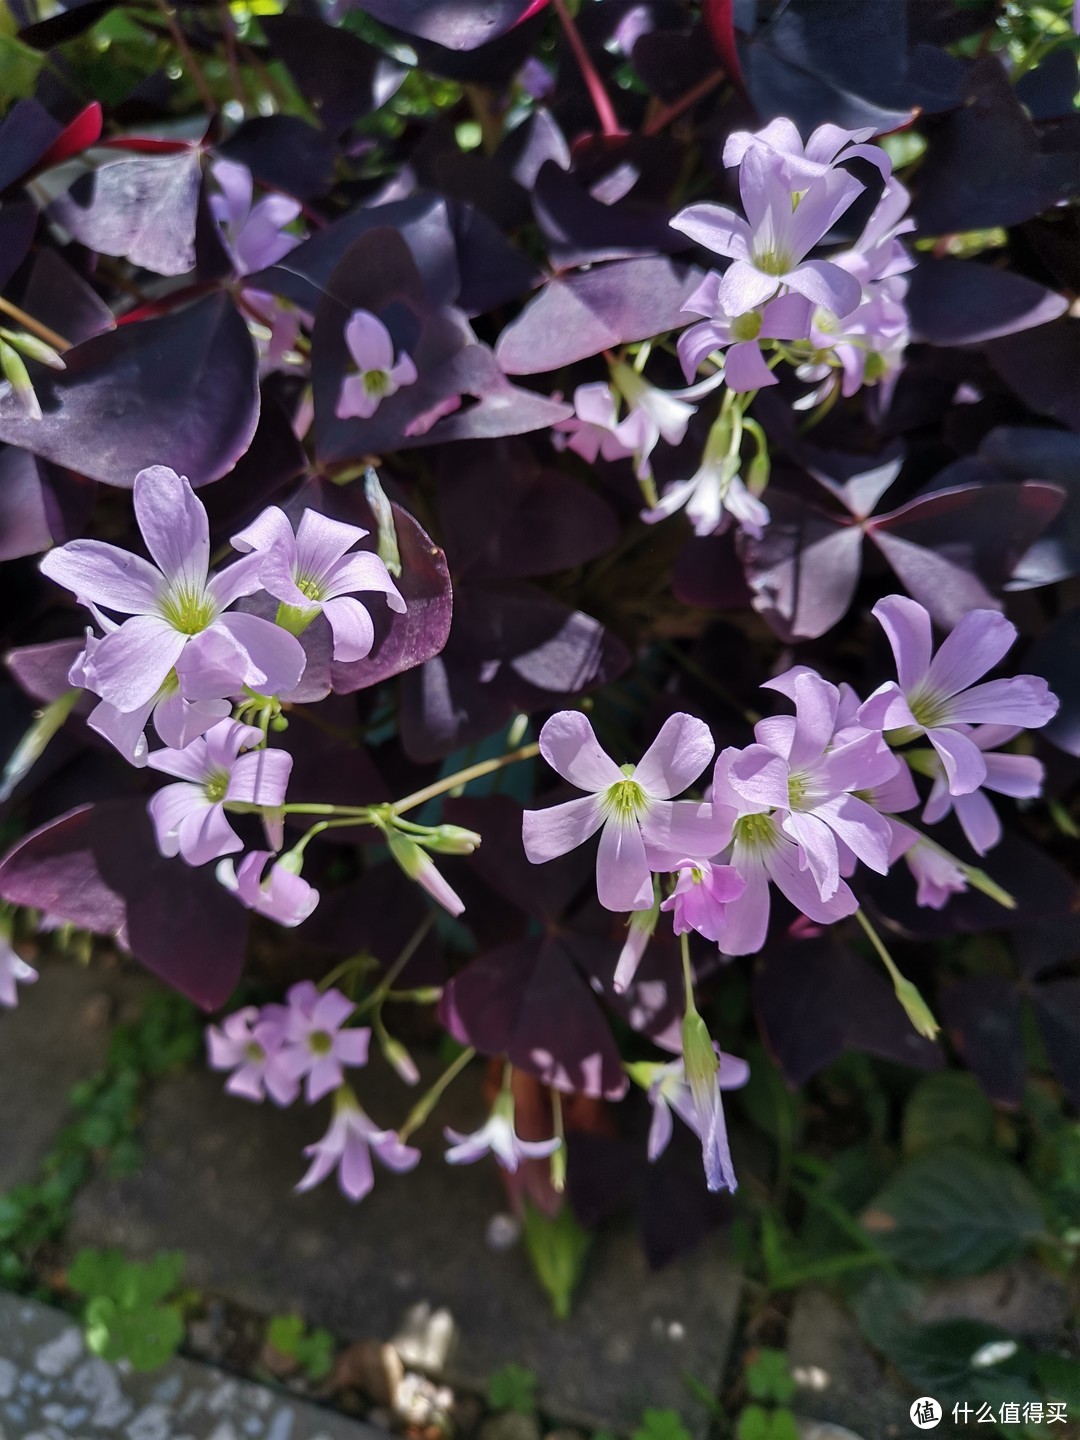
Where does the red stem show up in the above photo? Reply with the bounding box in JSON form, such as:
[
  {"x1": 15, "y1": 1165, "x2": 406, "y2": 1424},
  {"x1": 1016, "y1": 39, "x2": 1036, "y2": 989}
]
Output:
[
  {"x1": 643, "y1": 67, "x2": 726, "y2": 136},
  {"x1": 551, "y1": 0, "x2": 623, "y2": 138}
]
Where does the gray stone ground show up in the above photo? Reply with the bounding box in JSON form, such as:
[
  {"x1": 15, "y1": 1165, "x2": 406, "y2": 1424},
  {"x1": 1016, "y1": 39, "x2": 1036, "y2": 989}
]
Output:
[
  {"x1": 68, "y1": 1067, "x2": 743, "y2": 1433},
  {"x1": 787, "y1": 1289, "x2": 910, "y2": 1440},
  {"x1": 0, "y1": 1291, "x2": 379, "y2": 1440}
]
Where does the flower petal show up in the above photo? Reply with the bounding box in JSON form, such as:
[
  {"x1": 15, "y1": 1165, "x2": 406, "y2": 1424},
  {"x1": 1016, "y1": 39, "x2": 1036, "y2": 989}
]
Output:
[
  {"x1": 213, "y1": 612, "x2": 306, "y2": 695},
  {"x1": 538, "y1": 711, "x2": 622, "y2": 792},
  {"x1": 522, "y1": 795, "x2": 605, "y2": 863},
  {"x1": 227, "y1": 747, "x2": 293, "y2": 807},
  {"x1": 953, "y1": 788, "x2": 1001, "y2": 856},
  {"x1": 942, "y1": 676, "x2": 1059, "y2": 729},
  {"x1": 323, "y1": 595, "x2": 375, "y2": 662},
  {"x1": 634, "y1": 713, "x2": 715, "y2": 799},
  {"x1": 718, "y1": 261, "x2": 780, "y2": 315},
  {"x1": 717, "y1": 849, "x2": 771, "y2": 955},
  {"x1": 640, "y1": 800, "x2": 729, "y2": 867},
  {"x1": 872, "y1": 595, "x2": 933, "y2": 692},
  {"x1": 670, "y1": 204, "x2": 752, "y2": 260},
  {"x1": 727, "y1": 745, "x2": 790, "y2": 810},
  {"x1": 724, "y1": 340, "x2": 776, "y2": 392},
  {"x1": 324, "y1": 549, "x2": 406, "y2": 611},
  {"x1": 87, "y1": 616, "x2": 187, "y2": 711},
  {"x1": 40, "y1": 539, "x2": 164, "y2": 616},
  {"x1": 926, "y1": 726, "x2": 987, "y2": 796},
  {"x1": 811, "y1": 793, "x2": 893, "y2": 875},
  {"x1": 785, "y1": 259, "x2": 862, "y2": 319},
  {"x1": 980, "y1": 752, "x2": 1043, "y2": 799},
  {"x1": 782, "y1": 809, "x2": 840, "y2": 899},
  {"x1": 596, "y1": 816, "x2": 653, "y2": 912},
  {"x1": 925, "y1": 609, "x2": 1016, "y2": 699},
  {"x1": 764, "y1": 833, "x2": 858, "y2": 925},
  {"x1": 344, "y1": 310, "x2": 395, "y2": 371},
  {"x1": 133, "y1": 466, "x2": 209, "y2": 594}
]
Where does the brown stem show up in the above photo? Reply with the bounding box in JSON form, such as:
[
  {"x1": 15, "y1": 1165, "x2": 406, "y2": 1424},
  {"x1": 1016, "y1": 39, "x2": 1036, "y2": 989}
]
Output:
[
  {"x1": 154, "y1": 0, "x2": 218, "y2": 115},
  {"x1": 0, "y1": 296, "x2": 71, "y2": 353},
  {"x1": 643, "y1": 67, "x2": 725, "y2": 136}
]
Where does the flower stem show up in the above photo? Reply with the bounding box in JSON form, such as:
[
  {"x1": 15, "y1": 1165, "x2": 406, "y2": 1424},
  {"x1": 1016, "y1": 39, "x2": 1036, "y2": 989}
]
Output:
[
  {"x1": 680, "y1": 930, "x2": 695, "y2": 1017},
  {"x1": 354, "y1": 912, "x2": 436, "y2": 1015},
  {"x1": 391, "y1": 742, "x2": 540, "y2": 815},
  {"x1": 399, "y1": 1045, "x2": 476, "y2": 1141},
  {"x1": 551, "y1": 0, "x2": 623, "y2": 137},
  {"x1": 0, "y1": 296, "x2": 71, "y2": 353},
  {"x1": 854, "y1": 908, "x2": 939, "y2": 1040}
]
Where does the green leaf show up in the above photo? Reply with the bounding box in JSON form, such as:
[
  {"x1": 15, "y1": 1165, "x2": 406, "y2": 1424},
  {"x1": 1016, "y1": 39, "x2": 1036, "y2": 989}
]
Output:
[
  {"x1": 862, "y1": 1147, "x2": 1045, "y2": 1275},
  {"x1": 69, "y1": 1249, "x2": 129, "y2": 1300},
  {"x1": 487, "y1": 1362, "x2": 537, "y2": 1413},
  {"x1": 746, "y1": 1349, "x2": 796, "y2": 1404},
  {"x1": 267, "y1": 1313, "x2": 305, "y2": 1356},
  {"x1": 902, "y1": 1074, "x2": 994, "y2": 1156},
  {"x1": 632, "y1": 1408, "x2": 692, "y2": 1440},
  {"x1": 521, "y1": 1202, "x2": 591, "y2": 1321},
  {"x1": 0, "y1": 33, "x2": 44, "y2": 99},
  {"x1": 105, "y1": 1304, "x2": 185, "y2": 1370},
  {"x1": 296, "y1": 1327, "x2": 335, "y2": 1381},
  {"x1": 736, "y1": 1404, "x2": 771, "y2": 1440}
]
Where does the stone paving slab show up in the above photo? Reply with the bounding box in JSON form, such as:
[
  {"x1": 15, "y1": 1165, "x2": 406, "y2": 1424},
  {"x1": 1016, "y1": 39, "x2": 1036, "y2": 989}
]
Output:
[
  {"x1": 0, "y1": 960, "x2": 149, "y2": 1193},
  {"x1": 0, "y1": 1291, "x2": 380, "y2": 1439},
  {"x1": 787, "y1": 1289, "x2": 910, "y2": 1440},
  {"x1": 70, "y1": 1068, "x2": 742, "y2": 1435}
]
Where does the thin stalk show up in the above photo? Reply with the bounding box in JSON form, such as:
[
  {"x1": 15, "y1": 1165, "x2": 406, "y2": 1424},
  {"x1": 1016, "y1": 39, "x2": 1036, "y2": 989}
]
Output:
[
  {"x1": 680, "y1": 930, "x2": 695, "y2": 1015},
  {"x1": 551, "y1": 0, "x2": 622, "y2": 137},
  {"x1": 0, "y1": 297, "x2": 70, "y2": 353},
  {"x1": 355, "y1": 912, "x2": 436, "y2": 1015},
  {"x1": 399, "y1": 1045, "x2": 476, "y2": 1141},
  {"x1": 644, "y1": 67, "x2": 726, "y2": 136},
  {"x1": 392, "y1": 742, "x2": 540, "y2": 815},
  {"x1": 854, "y1": 908, "x2": 938, "y2": 1040},
  {"x1": 154, "y1": 0, "x2": 218, "y2": 115}
]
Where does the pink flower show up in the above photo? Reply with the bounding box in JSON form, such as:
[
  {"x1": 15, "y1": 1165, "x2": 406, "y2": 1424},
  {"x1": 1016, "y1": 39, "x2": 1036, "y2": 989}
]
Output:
[
  {"x1": 444, "y1": 1095, "x2": 559, "y2": 1174},
  {"x1": 205, "y1": 1005, "x2": 299, "y2": 1105},
  {"x1": 216, "y1": 850, "x2": 319, "y2": 926},
  {"x1": 646, "y1": 1049, "x2": 749, "y2": 1193},
  {"x1": 920, "y1": 724, "x2": 1044, "y2": 857},
  {"x1": 522, "y1": 712, "x2": 721, "y2": 912},
  {"x1": 678, "y1": 282, "x2": 812, "y2": 391},
  {"x1": 902, "y1": 836, "x2": 969, "y2": 910},
  {"x1": 146, "y1": 720, "x2": 292, "y2": 866},
  {"x1": 660, "y1": 857, "x2": 745, "y2": 942},
  {"x1": 231, "y1": 506, "x2": 405, "y2": 663},
  {"x1": 297, "y1": 1088, "x2": 420, "y2": 1202},
  {"x1": 276, "y1": 983, "x2": 371, "y2": 1104},
  {"x1": 40, "y1": 467, "x2": 305, "y2": 713},
  {"x1": 336, "y1": 310, "x2": 418, "y2": 420},
  {"x1": 0, "y1": 936, "x2": 37, "y2": 1008},
  {"x1": 642, "y1": 414, "x2": 770, "y2": 538},
  {"x1": 552, "y1": 382, "x2": 638, "y2": 465},
  {"x1": 209, "y1": 159, "x2": 303, "y2": 276},
  {"x1": 609, "y1": 363, "x2": 696, "y2": 481},
  {"x1": 857, "y1": 597, "x2": 1058, "y2": 797}
]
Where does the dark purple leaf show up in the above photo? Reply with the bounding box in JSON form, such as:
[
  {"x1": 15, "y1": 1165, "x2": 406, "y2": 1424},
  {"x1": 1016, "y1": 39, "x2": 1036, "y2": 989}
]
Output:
[
  {"x1": 18, "y1": 248, "x2": 115, "y2": 346},
  {"x1": 1030, "y1": 980, "x2": 1080, "y2": 1106},
  {"x1": 0, "y1": 448, "x2": 96, "y2": 560},
  {"x1": 200, "y1": 391, "x2": 307, "y2": 532},
  {"x1": 0, "y1": 294, "x2": 260, "y2": 488},
  {"x1": 443, "y1": 200, "x2": 540, "y2": 315},
  {"x1": 906, "y1": 258, "x2": 1067, "y2": 346},
  {"x1": 0, "y1": 100, "x2": 101, "y2": 193},
  {"x1": 352, "y1": 0, "x2": 547, "y2": 51},
  {"x1": 1024, "y1": 608, "x2": 1080, "y2": 758},
  {"x1": 1015, "y1": 46, "x2": 1080, "y2": 122},
  {"x1": 6, "y1": 637, "x2": 86, "y2": 705},
  {"x1": 439, "y1": 934, "x2": 628, "y2": 1099},
  {"x1": 216, "y1": 116, "x2": 336, "y2": 201},
  {"x1": 445, "y1": 794, "x2": 591, "y2": 924},
  {"x1": 0, "y1": 198, "x2": 37, "y2": 290},
  {"x1": 531, "y1": 159, "x2": 690, "y2": 268},
  {"x1": 987, "y1": 320, "x2": 1080, "y2": 432},
  {"x1": 495, "y1": 257, "x2": 703, "y2": 374},
  {"x1": 298, "y1": 862, "x2": 445, "y2": 986},
  {"x1": 0, "y1": 800, "x2": 249, "y2": 1008},
  {"x1": 753, "y1": 935, "x2": 942, "y2": 1086},
  {"x1": 672, "y1": 531, "x2": 753, "y2": 610},
  {"x1": 940, "y1": 977, "x2": 1026, "y2": 1107},
  {"x1": 50, "y1": 149, "x2": 202, "y2": 276},
  {"x1": 262, "y1": 15, "x2": 406, "y2": 135},
  {"x1": 737, "y1": 492, "x2": 863, "y2": 642}
]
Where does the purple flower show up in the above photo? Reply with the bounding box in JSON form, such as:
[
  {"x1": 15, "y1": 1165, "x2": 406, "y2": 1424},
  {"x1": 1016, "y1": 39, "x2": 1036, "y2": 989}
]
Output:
[
  {"x1": 297, "y1": 1088, "x2": 420, "y2": 1202},
  {"x1": 671, "y1": 144, "x2": 864, "y2": 319},
  {"x1": 216, "y1": 849, "x2": 320, "y2": 926},
  {"x1": 40, "y1": 467, "x2": 306, "y2": 713},
  {"x1": 920, "y1": 724, "x2": 1044, "y2": 856},
  {"x1": 726, "y1": 670, "x2": 899, "y2": 900},
  {"x1": 387, "y1": 833, "x2": 467, "y2": 917},
  {"x1": 897, "y1": 833, "x2": 969, "y2": 911},
  {"x1": 609, "y1": 363, "x2": 697, "y2": 480},
  {"x1": 336, "y1": 310, "x2": 418, "y2": 420},
  {"x1": 552, "y1": 382, "x2": 638, "y2": 465},
  {"x1": 678, "y1": 282, "x2": 812, "y2": 390},
  {"x1": 802, "y1": 273, "x2": 910, "y2": 400},
  {"x1": 660, "y1": 857, "x2": 745, "y2": 943},
  {"x1": 444, "y1": 1096, "x2": 560, "y2": 1173},
  {"x1": 857, "y1": 596, "x2": 1059, "y2": 797},
  {"x1": 209, "y1": 159, "x2": 304, "y2": 276},
  {"x1": 642, "y1": 417, "x2": 770, "y2": 538},
  {"x1": 274, "y1": 983, "x2": 371, "y2": 1104},
  {"x1": 206, "y1": 1005, "x2": 299, "y2": 1105},
  {"x1": 0, "y1": 936, "x2": 37, "y2": 1009},
  {"x1": 517, "y1": 55, "x2": 555, "y2": 99},
  {"x1": 146, "y1": 720, "x2": 292, "y2": 866},
  {"x1": 646, "y1": 1049, "x2": 749, "y2": 1192},
  {"x1": 723, "y1": 118, "x2": 888, "y2": 190},
  {"x1": 522, "y1": 711, "x2": 721, "y2": 912},
  {"x1": 231, "y1": 506, "x2": 405, "y2": 663}
]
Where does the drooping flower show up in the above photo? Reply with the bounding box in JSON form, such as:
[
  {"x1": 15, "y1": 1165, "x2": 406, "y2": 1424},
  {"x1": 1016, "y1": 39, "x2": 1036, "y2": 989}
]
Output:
[
  {"x1": 551, "y1": 382, "x2": 638, "y2": 465},
  {"x1": 296, "y1": 1087, "x2": 420, "y2": 1202},
  {"x1": 609, "y1": 363, "x2": 697, "y2": 480},
  {"x1": 642, "y1": 412, "x2": 770, "y2": 538},
  {"x1": 726, "y1": 669, "x2": 898, "y2": 900},
  {"x1": 678, "y1": 282, "x2": 811, "y2": 390},
  {"x1": 336, "y1": 311, "x2": 418, "y2": 420},
  {"x1": 275, "y1": 983, "x2": 371, "y2": 1104},
  {"x1": 40, "y1": 467, "x2": 306, "y2": 713},
  {"x1": 387, "y1": 833, "x2": 466, "y2": 917},
  {"x1": 205, "y1": 1005, "x2": 299, "y2": 1105},
  {"x1": 671, "y1": 144, "x2": 864, "y2": 319},
  {"x1": 897, "y1": 833, "x2": 969, "y2": 910},
  {"x1": 857, "y1": 596, "x2": 1059, "y2": 797},
  {"x1": 230, "y1": 506, "x2": 405, "y2": 663},
  {"x1": 146, "y1": 720, "x2": 293, "y2": 866},
  {"x1": 522, "y1": 711, "x2": 722, "y2": 912},
  {"x1": 660, "y1": 857, "x2": 746, "y2": 943},
  {"x1": 614, "y1": 881, "x2": 660, "y2": 993},
  {"x1": 918, "y1": 724, "x2": 1044, "y2": 857},
  {"x1": 209, "y1": 159, "x2": 304, "y2": 277},
  {"x1": 645, "y1": 1047, "x2": 749, "y2": 1192},
  {"x1": 0, "y1": 935, "x2": 37, "y2": 1009},
  {"x1": 216, "y1": 849, "x2": 320, "y2": 926},
  {"x1": 444, "y1": 1092, "x2": 560, "y2": 1173}
]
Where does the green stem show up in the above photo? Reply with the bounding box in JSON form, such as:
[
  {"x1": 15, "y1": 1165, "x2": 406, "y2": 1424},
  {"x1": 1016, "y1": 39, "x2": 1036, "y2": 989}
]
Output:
[
  {"x1": 854, "y1": 908, "x2": 939, "y2": 1040},
  {"x1": 392, "y1": 742, "x2": 540, "y2": 815},
  {"x1": 679, "y1": 930, "x2": 695, "y2": 1017},
  {"x1": 354, "y1": 912, "x2": 436, "y2": 1016},
  {"x1": 398, "y1": 1046, "x2": 476, "y2": 1141}
]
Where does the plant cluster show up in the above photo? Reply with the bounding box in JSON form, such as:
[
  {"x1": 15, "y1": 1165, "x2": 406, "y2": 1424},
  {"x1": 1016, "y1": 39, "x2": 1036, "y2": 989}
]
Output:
[{"x1": 0, "y1": 0, "x2": 1076, "y2": 1266}]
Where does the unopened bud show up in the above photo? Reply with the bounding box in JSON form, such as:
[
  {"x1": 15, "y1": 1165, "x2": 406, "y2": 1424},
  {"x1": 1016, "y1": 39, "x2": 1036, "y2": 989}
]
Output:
[
  {"x1": 379, "y1": 1030, "x2": 420, "y2": 1086},
  {"x1": 614, "y1": 881, "x2": 659, "y2": 994},
  {"x1": 270, "y1": 714, "x2": 289, "y2": 732},
  {"x1": 0, "y1": 340, "x2": 41, "y2": 420},
  {"x1": 388, "y1": 832, "x2": 465, "y2": 917},
  {"x1": 419, "y1": 823, "x2": 482, "y2": 856},
  {"x1": 0, "y1": 328, "x2": 66, "y2": 371},
  {"x1": 681, "y1": 1005, "x2": 719, "y2": 1090},
  {"x1": 549, "y1": 1141, "x2": 567, "y2": 1194},
  {"x1": 892, "y1": 976, "x2": 939, "y2": 1040},
  {"x1": 747, "y1": 447, "x2": 770, "y2": 496},
  {"x1": 364, "y1": 468, "x2": 402, "y2": 577}
]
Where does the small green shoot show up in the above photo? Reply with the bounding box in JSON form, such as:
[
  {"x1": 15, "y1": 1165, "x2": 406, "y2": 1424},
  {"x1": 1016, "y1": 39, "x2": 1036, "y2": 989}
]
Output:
[
  {"x1": 266, "y1": 1312, "x2": 335, "y2": 1381},
  {"x1": 746, "y1": 1348, "x2": 797, "y2": 1404},
  {"x1": 631, "y1": 1408, "x2": 693, "y2": 1440},
  {"x1": 487, "y1": 1361, "x2": 538, "y2": 1413}
]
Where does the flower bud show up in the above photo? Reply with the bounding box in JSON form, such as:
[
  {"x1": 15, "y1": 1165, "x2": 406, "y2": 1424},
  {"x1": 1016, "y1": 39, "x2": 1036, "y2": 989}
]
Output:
[
  {"x1": 419, "y1": 823, "x2": 483, "y2": 856},
  {"x1": 0, "y1": 327, "x2": 66, "y2": 371},
  {"x1": 388, "y1": 832, "x2": 465, "y2": 917},
  {"x1": 0, "y1": 340, "x2": 41, "y2": 420},
  {"x1": 379, "y1": 1029, "x2": 420, "y2": 1086}
]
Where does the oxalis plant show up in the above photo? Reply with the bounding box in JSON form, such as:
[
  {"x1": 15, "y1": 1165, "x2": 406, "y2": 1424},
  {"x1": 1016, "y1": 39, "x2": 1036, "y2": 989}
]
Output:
[{"x1": 0, "y1": 0, "x2": 1076, "y2": 1267}]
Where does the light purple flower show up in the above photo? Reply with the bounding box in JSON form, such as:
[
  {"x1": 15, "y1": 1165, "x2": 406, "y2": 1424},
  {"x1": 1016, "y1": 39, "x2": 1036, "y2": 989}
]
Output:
[
  {"x1": 444, "y1": 1097, "x2": 560, "y2": 1174},
  {"x1": 336, "y1": 310, "x2": 418, "y2": 420},
  {"x1": 40, "y1": 467, "x2": 306, "y2": 713},
  {"x1": 231, "y1": 506, "x2": 405, "y2": 663},
  {"x1": 0, "y1": 936, "x2": 37, "y2": 1008},
  {"x1": 920, "y1": 724, "x2": 1044, "y2": 857},
  {"x1": 609, "y1": 363, "x2": 697, "y2": 480},
  {"x1": 205, "y1": 1005, "x2": 299, "y2": 1105},
  {"x1": 660, "y1": 857, "x2": 745, "y2": 943},
  {"x1": 678, "y1": 282, "x2": 812, "y2": 390},
  {"x1": 276, "y1": 983, "x2": 371, "y2": 1104},
  {"x1": 671, "y1": 145, "x2": 864, "y2": 319},
  {"x1": 727, "y1": 669, "x2": 899, "y2": 899},
  {"x1": 723, "y1": 118, "x2": 889, "y2": 190},
  {"x1": 518, "y1": 55, "x2": 555, "y2": 99},
  {"x1": 297, "y1": 1088, "x2": 420, "y2": 1202},
  {"x1": 522, "y1": 711, "x2": 722, "y2": 912},
  {"x1": 146, "y1": 720, "x2": 292, "y2": 866},
  {"x1": 802, "y1": 273, "x2": 910, "y2": 400},
  {"x1": 646, "y1": 1049, "x2": 749, "y2": 1192},
  {"x1": 552, "y1": 382, "x2": 638, "y2": 465},
  {"x1": 642, "y1": 416, "x2": 770, "y2": 538},
  {"x1": 210, "y1": 159, "x2": 304, "y2": 276},
  {"x1": 387, "y1": 833, "x2": 467, "y2": 917},
  {"x1": 897, "y1": 833, "x2": 969, "y2": 910},
  {"x1": 857, "y1": 596, "x2": 1059, "y2": 797},
  {"x1": 216, "y1": 849, "x2": 320, "y2": 927}
]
